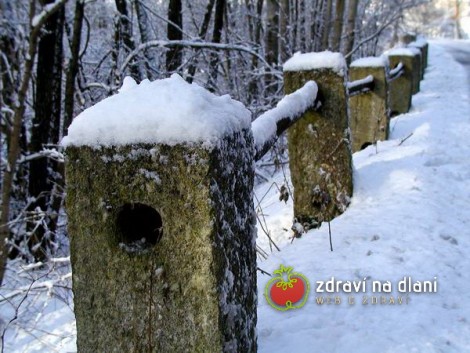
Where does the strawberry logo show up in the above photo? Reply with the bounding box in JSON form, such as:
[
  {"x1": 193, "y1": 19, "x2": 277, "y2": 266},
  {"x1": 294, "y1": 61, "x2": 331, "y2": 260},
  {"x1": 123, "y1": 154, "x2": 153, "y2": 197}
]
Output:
[{"x1": 265, "y1": 264, "x2": 310, "y2": 311}]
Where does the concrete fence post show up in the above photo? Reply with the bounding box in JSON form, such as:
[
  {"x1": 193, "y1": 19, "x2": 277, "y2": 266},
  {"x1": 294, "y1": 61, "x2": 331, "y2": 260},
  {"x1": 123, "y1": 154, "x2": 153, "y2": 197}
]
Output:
[
  {"x1": 408, "y1": 47, "x2": 422, "y2": 94},
  {"x1": 283, "y1": 52, "x2": 353, "y2": 230},
  {"x1": 409, "y1": 39, "x2": 428, "y2": 78},
  {"x1": 386, "y1": 49, "x2": 416, "y2": 115},
  {"x1": 349, "y1": 57, "x2": 390, "y2": 152},
  {"x1": 63, "y1": 75, "x2": 257, "y2": 352},
  {"x1": 400, "y1": 33, "x2": 417, "y2": 45}
]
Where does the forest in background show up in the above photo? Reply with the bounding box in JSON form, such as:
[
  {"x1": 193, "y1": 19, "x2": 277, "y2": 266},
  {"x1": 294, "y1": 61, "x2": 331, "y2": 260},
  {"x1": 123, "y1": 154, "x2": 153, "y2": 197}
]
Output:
[{"x1": 0, "y1": 0, "x2": 467, "y2": 287}]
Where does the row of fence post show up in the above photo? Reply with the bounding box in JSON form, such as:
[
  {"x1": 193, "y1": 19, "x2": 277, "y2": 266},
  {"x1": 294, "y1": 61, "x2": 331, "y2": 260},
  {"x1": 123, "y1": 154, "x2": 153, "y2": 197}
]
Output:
[
  {"x1": 286, "y1": 38, "x2": 428, "y2": 232},
  {"x1": 64, "y1": 37, "x2": 428, "y2": 352}
]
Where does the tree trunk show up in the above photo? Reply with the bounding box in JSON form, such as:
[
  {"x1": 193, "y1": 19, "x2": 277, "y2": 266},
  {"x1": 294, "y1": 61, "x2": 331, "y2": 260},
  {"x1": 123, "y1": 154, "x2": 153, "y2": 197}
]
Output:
[
  {"x1": 114, "y1": 0, "x2": 141, "y2": 82},
  {"x1": 64, "y1": 0, "x2": 84, "y2": 132},
  {"x1": 297, "y1": 0, "x2": 306, "y2": 52},
  {"x1": 344, "y1": 0, "x2": 359, "y2": 64},
  {"x1": 321, "y1": 0, "x2": 333, "y2": 50},
  {"x1": 279, "y1": 0, "x2": 290, "y2": 62},
  {"x1": 134, "y1": 0, "x2": 154, "y2": 78},
  {"x1": 0, "y1": 0, "x2": 67, "y2": 286},
  {"x1": 455, "y1": 0, "x2": 463, "y2": 39},
  {"x1": 265, "y1": 0, "x2": 279, "y2": 66},
  {"x1": 310, "y1": 0, "x2": 322, "y2": 51},
  {"x1": 27, "y1": 0, "x2": 64, "y2": 261},
  {"x1": 245, "y1": 0, "x2": 263, "y2": 102},
  {"x1": 331, "y1": 0, "x2": 345, "y2": 52},
  {"x1": 207, "y1": 0, "x2": 226, "y2": 91},
  {"x1": 166, "y1": 0, "x2": 183, "y2": 73},
  {"x1": 265, "y1": 0, "x2": 279, "y2": 94},
  {"x1": 186, "y1": 0, "x2": 216, "y2": 83}
]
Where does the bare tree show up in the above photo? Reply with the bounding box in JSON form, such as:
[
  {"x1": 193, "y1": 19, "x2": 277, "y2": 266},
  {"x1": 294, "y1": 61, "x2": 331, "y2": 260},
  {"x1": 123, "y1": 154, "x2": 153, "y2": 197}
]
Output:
[
  {"x1": 134, "y1": 0, "x2": 154, "y2": 78},
  {"x1": 0, "y1": 0, "x2": 68, "y2": 287},
  {"x1": 207, "y1": 0, "x2": 226, "y2": 90},
  {"x1": 265, "y1": 0, "x2": 279, "y2": 66},
  {"x1": 166, "y1": 0, "x2": 183, "y2": 73},
  {"x1": 64, "y1": 0, "x2": 85, "y2": 131},
  {"x1": 114, "y1": 0, "x2": 141, "y2": 82},
  {"x1": 321, "y1": 0, "x2": 333, "y2": 50},
  {"x1": 331, "y1": 0, "x2": 346, "y2": 52},
  {"x1": 344, "y1": 0, "x2": 359, "y2": 64},
  {"x1": 186, "y1": 0, "x2": 216, "y2": 83},
  {"x1": 27, "y1": 0, "x2": 65, "y2": 261}
]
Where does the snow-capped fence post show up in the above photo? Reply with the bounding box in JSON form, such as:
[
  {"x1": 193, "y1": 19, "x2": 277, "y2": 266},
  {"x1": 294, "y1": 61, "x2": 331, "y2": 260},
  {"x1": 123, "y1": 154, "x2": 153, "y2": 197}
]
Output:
[
  {"x1": 63, "y1": 75, "x2": 257, "y2": 352},
  {"x1": 400, "y1": 33, "x2": 417, "y2": 45},
  {"x1": 349, "y1": 57, "x2": 390, "y2": 152},
  {"x1": 408, "y1": 48, "x2": 422, "y2": 94},
  {"x1": 409, "y1": 40, "x2": 428, "y2": 79},
  {"x1": 283, "y1": 52, "x2": 353, "y2": 230},
  {"x1": 386, "y1": 49, "x2": 416, "y2": 115}
]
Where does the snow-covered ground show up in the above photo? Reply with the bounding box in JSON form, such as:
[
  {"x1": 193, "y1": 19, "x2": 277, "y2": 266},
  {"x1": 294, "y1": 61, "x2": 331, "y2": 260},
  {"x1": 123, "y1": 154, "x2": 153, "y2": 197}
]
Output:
[
  {"x1": 257, "y1": 40, "x2": 470, "y2": 353},
  {"x1": 1, "y1": 40, "x2": 470, "y2": 352}
]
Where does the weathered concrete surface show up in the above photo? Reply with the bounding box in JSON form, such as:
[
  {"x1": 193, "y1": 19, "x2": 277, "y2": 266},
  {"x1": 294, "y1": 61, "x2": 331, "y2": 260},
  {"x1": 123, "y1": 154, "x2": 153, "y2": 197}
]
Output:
[
  {"x1": 410, "y1": 50, "x2": 422, "y2": 94},
  {"x1": 285, "y1": 69, "x2": 353, "y2": 229},
  {"x1": 349, "y1": 65, "x2": 390, "y2": 152},
  {"x1": 388, "y1": 55, "x2": 414, "y2": 115},
  {"x1": 65, "y1": 130, "x2": 257, "y2": 352}
]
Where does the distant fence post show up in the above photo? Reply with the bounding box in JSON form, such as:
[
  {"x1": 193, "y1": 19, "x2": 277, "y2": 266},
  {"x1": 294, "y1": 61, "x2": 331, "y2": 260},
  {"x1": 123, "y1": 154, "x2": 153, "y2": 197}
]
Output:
[
  {"x1": 400, "y1": 33, "x2": 417, "y2": 45},
  {"x1": 63, "y1": 75, "x2": 257, "y2": 352},
  {"x1": 408, "y1": 48, "x2": 422, "y2": 94},
  {"x1": 349, "y1": 57, "x2": 390, "y2": 152},
  {"x1": 283, "y1": 52, "x2": 353, "y2": 230},
  {"x1": 409, "y1": 40, "x2": 428, "y2": 78},
  {"x1": 386, "y1": 49, "x2": 416, "y2": 115}
]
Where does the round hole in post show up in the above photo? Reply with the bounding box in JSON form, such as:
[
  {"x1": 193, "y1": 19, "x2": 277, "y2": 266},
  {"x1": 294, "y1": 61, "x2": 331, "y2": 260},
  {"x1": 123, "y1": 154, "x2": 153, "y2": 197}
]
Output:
[{"x1": 116, "y1": 203, "x2": 162, "y2": 254}]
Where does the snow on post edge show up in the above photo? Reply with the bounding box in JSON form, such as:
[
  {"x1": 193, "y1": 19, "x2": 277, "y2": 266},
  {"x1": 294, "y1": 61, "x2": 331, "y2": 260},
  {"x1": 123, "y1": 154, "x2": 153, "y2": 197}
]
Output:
[{"x1": 283, "y1": 51, "x2": 347, "y2": 76}]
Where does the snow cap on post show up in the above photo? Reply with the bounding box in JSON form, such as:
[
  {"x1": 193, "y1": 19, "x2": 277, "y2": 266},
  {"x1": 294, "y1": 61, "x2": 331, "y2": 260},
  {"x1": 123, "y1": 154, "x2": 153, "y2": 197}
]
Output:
[
  {"x1": 350, "y1": 56, "x2": 389, "y2": 68},
  {"x1": 62, "y1": 74, "x2": 251, "y2": 147},
  {"x1": 283, "y1": 51, "x2": 347, "y2": 77}
]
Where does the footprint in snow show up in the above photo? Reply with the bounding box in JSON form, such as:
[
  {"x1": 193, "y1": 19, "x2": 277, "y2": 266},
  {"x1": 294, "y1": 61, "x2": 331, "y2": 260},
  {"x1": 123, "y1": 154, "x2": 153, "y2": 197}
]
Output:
[{"x1": 440, "y1": 234, "x2": 459, "y2": 245}]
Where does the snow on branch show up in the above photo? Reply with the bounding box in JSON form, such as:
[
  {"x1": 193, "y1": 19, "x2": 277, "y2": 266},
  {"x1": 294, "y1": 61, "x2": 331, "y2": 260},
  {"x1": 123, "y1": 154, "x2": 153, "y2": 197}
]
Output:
[
  {"x1": 31, "y1": 0, "x2": 68, "y2": 29},
  {"x1": 120, "y1": 40, "x2": 280, "y2": 77},
  {"x1": 347, "y1": 74, "x2": 374, "y2": 96},
  {"x1": 17, "y1": 149, "x2": 65, "y2": 165},
  {"x1": 252, "y1": 81, "x2": 318, "y2": 161},
  {"x1": 388, "y1": 62, "x2": 404, "y2": 81}
]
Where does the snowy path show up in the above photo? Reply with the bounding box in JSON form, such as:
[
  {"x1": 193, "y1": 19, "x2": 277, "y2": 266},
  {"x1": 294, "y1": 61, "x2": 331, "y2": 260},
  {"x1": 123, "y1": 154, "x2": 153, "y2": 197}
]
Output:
[
  {"x1": 436, "y1": 40, "x2": 470, "y2": 89},
  {"x1": 256, "y1": 41, "x2": 470, "y2": 353}
]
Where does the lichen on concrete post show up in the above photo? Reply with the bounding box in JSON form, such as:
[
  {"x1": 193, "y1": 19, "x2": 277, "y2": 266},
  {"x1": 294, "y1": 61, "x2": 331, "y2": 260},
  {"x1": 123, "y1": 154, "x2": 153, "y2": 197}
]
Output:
[
  {"x1": 63, "y1": 75, "x2": 257, "y2": 352},
  {"x1": 283, "y1": 52, "x2": 353, "y2": 229},
  {"x1": 349, "y1": 57, "x2": 390, "y2": 152},
  {"x1": 387, "y1": 49, "x2": 416, "y2": 115}
]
